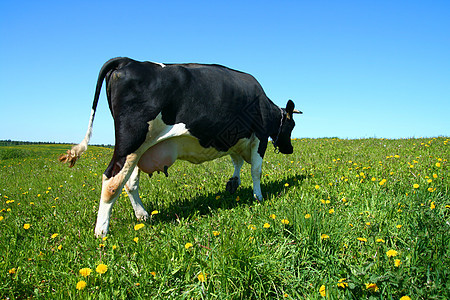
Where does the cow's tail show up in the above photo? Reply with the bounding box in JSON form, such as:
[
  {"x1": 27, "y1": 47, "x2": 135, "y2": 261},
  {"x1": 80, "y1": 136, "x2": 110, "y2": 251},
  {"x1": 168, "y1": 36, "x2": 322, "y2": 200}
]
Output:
[{"x1": 59, "y1": 57, "x2": 125, "y2": 167}]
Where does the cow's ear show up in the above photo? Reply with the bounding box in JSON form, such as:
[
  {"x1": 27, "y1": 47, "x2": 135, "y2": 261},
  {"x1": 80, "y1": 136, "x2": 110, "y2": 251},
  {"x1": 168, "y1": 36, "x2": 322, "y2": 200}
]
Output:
[{"x1": 286, "y1": 100, "x2": 295, "y2": 118}]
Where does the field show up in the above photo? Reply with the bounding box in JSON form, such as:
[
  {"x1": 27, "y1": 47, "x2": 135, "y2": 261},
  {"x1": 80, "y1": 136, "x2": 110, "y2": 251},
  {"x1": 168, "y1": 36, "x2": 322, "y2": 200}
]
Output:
[{"x1": 0, "y1": 138, "x2": 449, "y2": 299}]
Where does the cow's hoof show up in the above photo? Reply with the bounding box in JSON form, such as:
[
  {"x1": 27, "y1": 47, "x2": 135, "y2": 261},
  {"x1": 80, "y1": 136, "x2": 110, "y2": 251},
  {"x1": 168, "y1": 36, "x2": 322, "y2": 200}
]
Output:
[
  {"x1": 226, "y1": 177, "x2": 240, "y2": 194},
  {"x1": 136, "y1": 211, "x2": 149, "y2": 221}
]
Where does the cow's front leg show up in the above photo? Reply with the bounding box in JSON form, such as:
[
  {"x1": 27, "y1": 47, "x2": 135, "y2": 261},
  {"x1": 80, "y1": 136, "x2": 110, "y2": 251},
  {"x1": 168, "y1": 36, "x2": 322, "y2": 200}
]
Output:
[
  {"x1": 125, "y1": 166, "x2": 149, "y2": 221},
  {"x1": 95, "y1": 154, "x2": 139, "y2": 237},
  {"x1": 226, "y1": 154, "x2": 244, "y2": 194},
  {"x1": 250, "y1": 141, "x2": 264, "y2": 201}
]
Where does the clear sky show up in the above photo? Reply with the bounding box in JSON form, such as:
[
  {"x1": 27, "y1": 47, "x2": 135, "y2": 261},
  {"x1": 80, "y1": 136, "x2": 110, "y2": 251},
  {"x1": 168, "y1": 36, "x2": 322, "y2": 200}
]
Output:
[{"x1": 1, "y1": 0, "x2": 449, "y2": 144}]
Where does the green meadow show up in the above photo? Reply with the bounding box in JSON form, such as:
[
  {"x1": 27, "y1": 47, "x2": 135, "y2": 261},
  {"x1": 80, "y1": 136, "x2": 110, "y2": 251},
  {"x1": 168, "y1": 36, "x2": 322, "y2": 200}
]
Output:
[{"x1": 0, "y1": 138, "x2": 449, "y2": 299}]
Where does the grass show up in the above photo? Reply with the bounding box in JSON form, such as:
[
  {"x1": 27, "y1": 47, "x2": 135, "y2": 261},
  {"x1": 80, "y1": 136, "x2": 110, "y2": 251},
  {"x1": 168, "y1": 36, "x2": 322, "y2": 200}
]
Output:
[{"x1": 0, "y1": 138, "x2": 449, "y2": 299}]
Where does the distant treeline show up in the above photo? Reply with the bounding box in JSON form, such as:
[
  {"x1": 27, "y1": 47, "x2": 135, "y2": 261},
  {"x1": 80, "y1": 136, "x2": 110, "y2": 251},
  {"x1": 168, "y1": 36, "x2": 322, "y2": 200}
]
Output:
[{"x1": 0, "y1": 140, "x2": 113, "y2": 148}]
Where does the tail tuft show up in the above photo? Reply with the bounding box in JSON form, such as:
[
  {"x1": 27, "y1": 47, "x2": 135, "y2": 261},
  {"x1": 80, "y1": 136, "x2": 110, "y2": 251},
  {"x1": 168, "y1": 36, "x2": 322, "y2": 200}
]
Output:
[{"x1": 59, "y1": 144, "x2": 87, "y2": 168}]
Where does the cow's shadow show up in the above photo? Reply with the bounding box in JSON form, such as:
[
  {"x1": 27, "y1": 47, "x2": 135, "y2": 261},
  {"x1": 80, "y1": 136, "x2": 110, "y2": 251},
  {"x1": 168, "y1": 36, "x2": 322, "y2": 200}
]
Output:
[{"x1": 147, "y1": 173, "x2": 307, "y2": 223}]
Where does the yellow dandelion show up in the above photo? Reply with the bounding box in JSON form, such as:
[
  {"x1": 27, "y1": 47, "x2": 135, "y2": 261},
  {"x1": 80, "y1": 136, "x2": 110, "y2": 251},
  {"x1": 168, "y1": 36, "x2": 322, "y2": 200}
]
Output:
[
  {"x1": 430, "y1": 201, "x2": 436, "y2": 209},
  {"x1": 328, "y1": 208, "x2": 334, "y2": 214},
  {"x1": 9, "y1": 268, "x2": 16, "y2": 274},
  {"x1": 0, "y1": 216, "x2": 3, "y2": 221},
  {"x1": 413, "y1": 184, "x2": 419, "y2": 189},
  {"x1": 79, "y1": 268, "x2": 92, "y2": 277},
  {"x1": 396, "y1": 224, "x2": 402, "y2": 229},
  {"x1": 321, "y1": 234, "x2": 330, "y2": 240},
  {"x1": 133, "y1": 237, "x2": 139, "y2": 243},
  {"x1": 23, "y1": 223, "x2": 31, "y2": 230},
  {"x1": 150, "y1": 271, "x2": 156, "y2": 277},
  {"x1": 57, "y1": 245, "x2": 62, "y2": 250},
  {"x1": 400, "y1": 296, "x2": 411, "y2": 300},
  {"x1": 305, "y1": 213, "x2": 311, "y2": 219},
  {"x1": 435, "y1": 162, "x2": 441, "y2": 167},
  {"x1": 248, "y1": 224, "x2": 256, "y2": 230},
  {"x1": 112, "y1": 245, "x2": 118, "y2": 250},
  {"x1": 185, "y1": 242, "x2": 193, "y2": 250},
  {"x1": 51, "y1": 233, "x2": 59, "y2": 239},
  {"x1": 284, "y1": 183, "x2": 289, "y2": 187},
  {"x1": 263, "y1": 223, "x2": 270, "y2": 228},
  {"x1": 315, "y1": 185, "x2": 320, "y2": 190},
  {"x1": 151, "y1": 210, "x2": 159, "y2": 215},
  {"x1": 386, "y1": 249, "x2": 398, "y2": 257},
  {"x1": 433, "y1": 173, "x2": 438, "y2": 178},
  {"x1": 198, "y1": 272, "x2": 207, "y2": 282},
  {"x1": 212, "y1": 231, "x2": 220, "y2": 236},
  {"x1": 134, "y1": 223, "x2": 145, "y2": 231},
  {"x1": 281, "y1": 219, "x2": 289, "y2": 225},
  {"x1": 269, "y1": 214, "x2": 276, "y2": 219},
  {"x1": 365, "y1": 222, "x2": 371, "y2": 226},
  {"x1": 76, "y1": 280, "x2": 87, "y2": 290},
  {"x1": 337, "y1": 278, "x2": 348, "y2": 288},
  {"x1": 319, "y1": 284, "x2": 326, "y2": 297},
  {"x1": 365, "y1": 283, "x2": 379, "y2": 292},
  {"x1": 215, "y1": 195, "x2": 221, "y2": 200},
  {"x1": 379, "y1": 179, "x2": 387, "y2": 186},
  {"x1": 99, "y1": 243, "x2": 105, "y2": 248},
  {"x1": 96, "y1": 263, "x2": 108, "y2": 274},
  {"x1": 357, "y1": 237, "x2": 367, "y2": 242},
  {"x1": 394, "y1": 259, "x2": 402, "y2": 267},
  {"x1": 376, "y1": 238, "x2": 385, "y2": 243}
]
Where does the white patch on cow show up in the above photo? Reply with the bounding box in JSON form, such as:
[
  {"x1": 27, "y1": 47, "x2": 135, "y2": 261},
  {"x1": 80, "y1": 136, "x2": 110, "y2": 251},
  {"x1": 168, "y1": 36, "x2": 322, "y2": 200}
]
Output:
[{"x1": 154, "y1": 62, "x2": 166, "y2": 68}]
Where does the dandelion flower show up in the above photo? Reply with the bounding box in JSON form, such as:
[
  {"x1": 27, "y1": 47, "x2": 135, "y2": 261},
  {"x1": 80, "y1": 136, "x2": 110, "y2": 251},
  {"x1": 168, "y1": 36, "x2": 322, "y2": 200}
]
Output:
[
  {"x1": 57, "y1": 245, "x2": 62, "y2": 250},
  {"x1": 79, "y1": 268, "x2": 92, "y2": 277},
  {"x1": 321, "y1": 234, "x2": 329, "y2": 240},
  {"x1": 0, "y1": 216, "x2": 3, "y2": 221},
  {"x1": 319, "y1": 284, "x2": 326, "y2": 297},
  {"x1": 430, "y1": 201, "x2": 436, "y2": 209},
  {"x1": 212, "y1": 231, "x2": 220, "y2": 236},
  {"x1": 281, "y1": 219, "x2": 289, "y2": 225},
  {"x1": 337, "y1": 278, "x2": 348, "y2": 288},
  {"x1": 23, "y1": 224, "x2": 31, "y2": 230},
  {"x1": 51, "y1": 233, "x2": 59, "y2": 239},
  {"x1": 386, "y1": 249, "x2": 398, "y2": 257},
  {"x1": 284, "y1": 183, "x2": 289, "y2": 187},
  {"x1": 134, "y1": 223, "x2": 145, "y2": 231},
  {"x1": 185, "y1": 242, "x2": 193, "y2": 249},
  {"x1": 151, "y1": 210, "x2": 159, "y2": 215},
  {"x1": 400, "y1": 296, "x2": 411, "y2": 300},
  {"x1": 413, "y1": 184, "x2": 419, "y2": 189},
  {"x1": 394, "y1": 259, "x2": 402, "y2": 267},
  {"x1": 365, "y1": 283, "x2": 379, "y2": 292},
  {"x1": 197, "y1": 272, "x2": 207, "y2": 282},
  {"x1": 96, "y1": 263, "x2": 108, "y2": 274},
  {"x1": 269, "y1": 214, "x2": 276, "y2": 219},
  {"x1": 305, "y1": 214, "x2": 311, "y2": 219},
  {"x1": 376, "y1": 238, "x2": 385, "y2": 243},
  {"x1": 263, "y1": 223, "x2": 270, "y2": 228},
  {"x1": 435, "y1": 162, "x2": 441, "y2": 167},
  {"x1": 76, "y1": 280, "x2": 87, "y2": 290},
  {"x1": 328, "y1": 208, "x2": 334, "y2": 214},
  {"x1": 357, "y1": 237, "x2": 367, "y2": 242},
  {"x1": 150, "y1": 271, "x2": 156, "y2": 277},
  {"x1": 315, "y1": 185, "x2": 320, "y2": 190},
  {"x1": 433, "y1": 173, "x2": 438, "y2": 178},
  {"x1": 396, "y1": 224, "x2": 402, "y2": 229},
  {"x1": 9, "y1": 268, "x2": 16, "y2": 274},
  {"x1": 133, "y1": 237, "x2": 139, "y2": 243},
  {"x1": 379, "y1": 179, "x2": 387, "y2": 186}
]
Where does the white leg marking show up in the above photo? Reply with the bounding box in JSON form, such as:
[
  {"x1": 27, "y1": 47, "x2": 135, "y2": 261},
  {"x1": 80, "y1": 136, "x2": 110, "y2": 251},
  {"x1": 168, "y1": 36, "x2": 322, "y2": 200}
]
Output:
[
  {"x1": 250, "y1": 140, "x2": 263, "y2": 201},
  {"x1": 125, "y1": 167, "x2": 149, "y2": 220},
  {"x1": 94, "y1": 196, "x2": 117, "y2": 238}
]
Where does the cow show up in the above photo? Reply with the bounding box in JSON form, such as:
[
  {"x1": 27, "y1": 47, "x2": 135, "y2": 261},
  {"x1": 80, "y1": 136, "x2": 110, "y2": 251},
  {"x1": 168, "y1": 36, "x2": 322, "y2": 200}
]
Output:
[{"x1": 60, "y1": 57, "x2": 301, "y2": 237}]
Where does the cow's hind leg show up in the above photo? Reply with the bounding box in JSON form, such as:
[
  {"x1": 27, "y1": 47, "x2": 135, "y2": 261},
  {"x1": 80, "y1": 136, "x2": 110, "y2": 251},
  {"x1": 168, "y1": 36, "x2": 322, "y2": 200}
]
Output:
[
  {"x1": 125, "y1": 166, "x2": 149, "y2": 221},
  {"x1": 95, "y1": 153, "x2": 140, "y2": 237},
  {"x1": 226, "y1": 154, "x2": 244, "y2": 194}
]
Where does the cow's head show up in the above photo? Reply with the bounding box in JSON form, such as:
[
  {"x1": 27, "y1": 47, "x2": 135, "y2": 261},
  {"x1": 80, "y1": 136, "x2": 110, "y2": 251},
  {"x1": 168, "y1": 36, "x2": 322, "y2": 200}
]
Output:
[{"x1": 273, "y1": 100, "x2": 302, "y2": 154}]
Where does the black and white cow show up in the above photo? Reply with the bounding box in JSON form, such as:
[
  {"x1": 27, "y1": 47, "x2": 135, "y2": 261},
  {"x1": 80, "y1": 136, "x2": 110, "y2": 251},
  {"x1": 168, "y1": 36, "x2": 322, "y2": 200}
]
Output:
[{"x1": 60, "y1": 57, "x2": 301, "y2": 237}]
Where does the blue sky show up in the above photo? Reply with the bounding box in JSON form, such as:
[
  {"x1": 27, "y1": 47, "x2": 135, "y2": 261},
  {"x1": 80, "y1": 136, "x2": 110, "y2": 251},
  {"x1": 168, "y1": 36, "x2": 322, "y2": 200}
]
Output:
[{"x1": 1, "y1": 0, "x2": 449, "y2": 144}]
